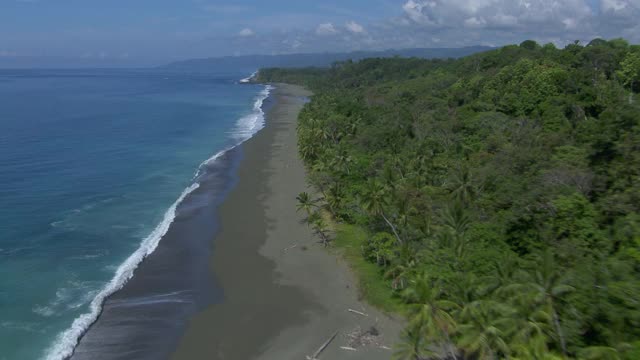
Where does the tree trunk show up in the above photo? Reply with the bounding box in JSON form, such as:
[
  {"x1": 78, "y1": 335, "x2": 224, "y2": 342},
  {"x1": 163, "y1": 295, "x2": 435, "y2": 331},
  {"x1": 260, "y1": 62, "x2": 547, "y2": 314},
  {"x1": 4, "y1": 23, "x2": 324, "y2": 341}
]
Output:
[
  {"x1": 443, "y1": 332, "x2": 458, "y2": 360},
  {"x1": 381, "y1": 212, "x2": 403, "y2": 245},
  {"x1": 551, "y1": 306, "x2": 568, "y2": 357}
]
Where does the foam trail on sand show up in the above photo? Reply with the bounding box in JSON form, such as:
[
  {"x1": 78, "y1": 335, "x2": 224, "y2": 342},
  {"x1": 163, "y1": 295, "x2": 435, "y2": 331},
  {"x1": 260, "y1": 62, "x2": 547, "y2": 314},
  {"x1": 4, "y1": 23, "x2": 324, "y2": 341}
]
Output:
[
  {"x1": 43, "y1": 84, "x2": 273, "y2": 360},
  {"x1": 43, "y1": 183, "x2": 200, "y2": 360}
]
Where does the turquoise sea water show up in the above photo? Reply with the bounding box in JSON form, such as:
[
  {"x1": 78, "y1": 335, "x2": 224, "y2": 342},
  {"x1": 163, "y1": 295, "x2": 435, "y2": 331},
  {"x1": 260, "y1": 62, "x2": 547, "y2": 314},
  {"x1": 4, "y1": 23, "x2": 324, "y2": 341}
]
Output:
[{"x1": 0, "y1": 69, "x2": 266, "y2": 360}]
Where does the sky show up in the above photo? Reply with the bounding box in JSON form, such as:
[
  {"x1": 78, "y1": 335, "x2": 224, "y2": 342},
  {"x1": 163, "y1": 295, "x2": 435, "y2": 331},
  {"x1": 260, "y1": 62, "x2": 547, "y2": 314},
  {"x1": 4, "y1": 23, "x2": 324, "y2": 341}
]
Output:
[{"x1": 1, "y1": 0, "x2": 639, "y2": 65}]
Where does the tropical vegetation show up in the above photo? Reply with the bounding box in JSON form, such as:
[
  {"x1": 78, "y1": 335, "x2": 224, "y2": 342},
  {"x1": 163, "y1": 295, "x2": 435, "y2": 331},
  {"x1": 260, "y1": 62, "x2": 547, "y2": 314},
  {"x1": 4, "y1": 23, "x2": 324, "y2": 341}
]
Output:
[{"x1": 258, "y1": 38, "x2": 640, "y2": 359}]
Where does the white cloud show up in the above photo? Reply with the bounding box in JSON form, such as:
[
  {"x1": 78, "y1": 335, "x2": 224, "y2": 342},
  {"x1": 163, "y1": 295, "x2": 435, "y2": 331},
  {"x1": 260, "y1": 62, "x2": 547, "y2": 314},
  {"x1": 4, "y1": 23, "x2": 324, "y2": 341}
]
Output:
[
  {"x1": 238, "y1": 28, "x2": 255, "y2": 37},
  {"x1": 189, "y1": 0, "x2": 640, "y2": 58},
  {"x1": 402, "y1": 0, "x2": 593, "y2": 30},
  {"x1": 600, "y1": 0, "x2": 632, "y2": 12},
  {"x1": 402, "y1": 0, "x2": 437, "y2": 25},
  {"x1": 346, "y1": 21, "x2": 366, "y2": 34},
  {"x1": 563, "y1": 18, "x2": 578, "y2": 30},
  {"x1": 316, "y1": 23, "x2": 338, "y2": 35},
  {"x1": 491, "y1": 13, "x2": 518, "y2": 27},
  {"x1": 282, "y1": 37, "x2": 303, "y2": 50},
  {"x1": 464, "y1": 16, "x2": 486, "y2": 28}
]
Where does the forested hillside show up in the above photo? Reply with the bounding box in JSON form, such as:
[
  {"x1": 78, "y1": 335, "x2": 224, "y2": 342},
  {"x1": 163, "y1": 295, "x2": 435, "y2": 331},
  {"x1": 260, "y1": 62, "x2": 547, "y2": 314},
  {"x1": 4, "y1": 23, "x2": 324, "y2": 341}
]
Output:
[
  {"x1": 258, "y1": 39, "x2": 640, "y2": 359},
  {"x1": 162, "y1": 46, "x2": 491, "y2": 72}
]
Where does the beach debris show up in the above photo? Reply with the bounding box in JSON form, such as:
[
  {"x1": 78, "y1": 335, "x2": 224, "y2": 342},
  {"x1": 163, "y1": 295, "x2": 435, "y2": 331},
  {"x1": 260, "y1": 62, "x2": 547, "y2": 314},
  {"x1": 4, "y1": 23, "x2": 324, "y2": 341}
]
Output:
[
  {"x1": 347, "y1": 308, "x2": 369, "y2": 317},
  {"x1": 306, "y1": 330, "x2": 338, "y2": 360},
  {"x1": 284, "y1": 244, "x2": 298, "y2": 252},
  {"x1": 346, "y1": 326, "x2": 383, "y2": 348},
  {"x1": 340, "y1": 346, "x2": 358, "y2": 351}
]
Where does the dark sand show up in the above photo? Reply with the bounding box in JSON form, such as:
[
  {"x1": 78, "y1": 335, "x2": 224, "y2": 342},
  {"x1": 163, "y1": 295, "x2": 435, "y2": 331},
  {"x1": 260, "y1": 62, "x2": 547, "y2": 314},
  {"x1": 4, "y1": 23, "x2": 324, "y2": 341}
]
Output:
[
  {"x1": 172, "y1": 84, "x2": 402, "y2": 360},
  {"x1": 71, "y1": 148, "x2": 242, "y2": 360}
]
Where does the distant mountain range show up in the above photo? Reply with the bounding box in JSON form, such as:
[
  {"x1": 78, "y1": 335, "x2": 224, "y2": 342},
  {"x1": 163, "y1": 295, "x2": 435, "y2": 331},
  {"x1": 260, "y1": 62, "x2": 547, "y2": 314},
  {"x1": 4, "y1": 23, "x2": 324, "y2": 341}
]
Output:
[
  {"x1": 0, "y1": 46, "x2": 493, "y2": 70},
  {"x1": 163, "y1": 46, "x2": 493, "y2": 72}
]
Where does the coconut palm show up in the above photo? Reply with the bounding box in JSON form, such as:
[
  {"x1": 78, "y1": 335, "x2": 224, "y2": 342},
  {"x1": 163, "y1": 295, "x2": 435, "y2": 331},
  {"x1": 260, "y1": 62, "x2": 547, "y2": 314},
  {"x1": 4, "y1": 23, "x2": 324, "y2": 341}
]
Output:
[
  {"x1": 509, "y1": 307, "x2": 556, "y2": 359},
  {"x1": 511, "y1": 331, "x2": 564, "y2": 360},
  {"x1": 402, "y1": 272, "x2": 459, "y2": 360},
  {"x1": 441, "y1": 202, "x2": 471, "y2": 237},
  {"x1": 523, "y1": 249, "x2": 575, "y2": 357},
  {"x1": 499, "y1": 250, "x2": 575, "y2": 357},
  {"x1": 479, "y1": 256, "x2": 521, "y2": 297},
  {"x1": 456, "y1": 300, "x2": 516, "y2": 360},
  {"x1": 393, "y1": 328, "x2": 434, "y2": 360},
  {"x1": 446, "y1": 167, "x2": 479, "y2": 204},
  {"x1": 360, "y1": 180, "x2": 403, "y2": 244},
  {"x1": 309, "y1": 211, "x2": 330, "y2": 247},
  {"x1": 299, "y1": 141, "x2": 318, "y2": 162},
  {"x1": 324, "y1": 183, "x2": 343, "y2": 217},
  {"x1": 334, "y1": 151, "x2": 353, "y2": 175},
  {"x1": 384, "y1": 243, "x2": 417, "y2": 290},
  {"x1": 296, "y1": 192, "x2": 318, "y2": 217},
  {"x1": 440, "y1": 202, "x2": 472, "y2": 259}
]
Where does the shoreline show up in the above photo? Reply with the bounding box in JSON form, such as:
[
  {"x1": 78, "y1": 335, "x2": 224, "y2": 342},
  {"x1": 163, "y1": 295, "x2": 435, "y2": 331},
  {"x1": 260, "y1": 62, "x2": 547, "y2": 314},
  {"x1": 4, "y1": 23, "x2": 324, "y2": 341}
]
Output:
[
  {"x1": 172, "y1": 83, "x2": 402, "y2": 360},
  {"x1": 66, "y1": 83, "x2": 273, "y2": 360}
]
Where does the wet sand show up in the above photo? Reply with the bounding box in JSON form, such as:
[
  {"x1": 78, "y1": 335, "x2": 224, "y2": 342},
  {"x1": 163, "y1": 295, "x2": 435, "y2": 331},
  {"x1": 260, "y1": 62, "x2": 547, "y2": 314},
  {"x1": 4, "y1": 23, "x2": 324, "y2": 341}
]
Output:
[
  {"x1": 172, "y1": 84, "x2": 402, "y2": 360},
  {"x1": 70, "y1": 147, "x2": 241, "y2": 360}
]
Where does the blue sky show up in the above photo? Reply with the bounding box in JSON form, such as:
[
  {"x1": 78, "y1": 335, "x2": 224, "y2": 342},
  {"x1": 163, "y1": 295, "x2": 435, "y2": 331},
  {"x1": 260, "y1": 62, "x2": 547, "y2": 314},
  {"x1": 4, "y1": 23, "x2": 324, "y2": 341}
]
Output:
[{"x1": 1, "y1": 0, "x2": 638, "y2": 65}]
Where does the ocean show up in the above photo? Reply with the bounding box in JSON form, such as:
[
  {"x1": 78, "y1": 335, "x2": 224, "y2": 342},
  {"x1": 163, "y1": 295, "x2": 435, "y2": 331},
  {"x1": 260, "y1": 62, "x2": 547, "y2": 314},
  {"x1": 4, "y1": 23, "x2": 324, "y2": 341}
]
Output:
[{"x1": 0, "y1": 68, "x2": 268, "y2": 359}]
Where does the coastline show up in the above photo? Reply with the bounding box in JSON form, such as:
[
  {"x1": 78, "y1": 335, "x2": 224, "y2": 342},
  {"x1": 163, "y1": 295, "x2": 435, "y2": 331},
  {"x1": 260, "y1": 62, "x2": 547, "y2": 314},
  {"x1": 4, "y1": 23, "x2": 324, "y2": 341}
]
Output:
[
  {"x1": 64, "y1": 82, "x2": 273, "y2": 360},
  {"x1": 172, "y1": 83, "x2": 402, "y2": 360}
]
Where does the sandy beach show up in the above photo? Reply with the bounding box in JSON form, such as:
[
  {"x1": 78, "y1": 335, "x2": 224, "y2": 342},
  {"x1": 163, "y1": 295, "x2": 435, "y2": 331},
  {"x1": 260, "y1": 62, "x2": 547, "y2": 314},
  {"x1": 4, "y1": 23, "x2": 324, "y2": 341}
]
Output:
[{"x1": 172, "y1": 84, "x2": 402, "y2": 360}]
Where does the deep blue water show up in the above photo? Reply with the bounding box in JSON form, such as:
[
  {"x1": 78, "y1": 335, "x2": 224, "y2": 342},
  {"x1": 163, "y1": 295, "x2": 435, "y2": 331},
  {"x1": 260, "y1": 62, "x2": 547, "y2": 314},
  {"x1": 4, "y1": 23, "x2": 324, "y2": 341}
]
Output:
[{"x1": 0, "y1": 69, "x2": 266, "y2": 360}]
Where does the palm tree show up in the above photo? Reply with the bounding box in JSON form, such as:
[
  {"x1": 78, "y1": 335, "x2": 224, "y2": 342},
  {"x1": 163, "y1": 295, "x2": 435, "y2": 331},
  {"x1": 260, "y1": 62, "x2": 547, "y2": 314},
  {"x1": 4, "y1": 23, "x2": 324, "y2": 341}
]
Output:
[
  {"x1": 384, "y1": 243, "x2": 417, "y2": 290},
  {"x1": 500, "y1": 250, "x2": 574, "y2": 357},
  {"x1": 510, "y1": 308, "x2": 556, "y2": 359},
  {"x1": 446, "y1": 167, "x2": 478, "y2": 204},
  {"x1": 324, "y1": 183, "x2": 343, "y2": 217},
  {"x1": 334, "y1": 151, "x2": 353, "y2": 175},
  {"x1": 441, "y1": 202, "x2": 471, "y2": 237},
  {"x1": 309, "y1": 211, "x2": 330, "y2": 247},
  {"x1": 440, "y1": 202, "x2": 471, "y2": 259},
  {"x1": 523, "y1": 249, "x2": 575, "y2": 357},
  {"x1": 296, "y1": 192, "x2": 318, "y2": 217},
  {"x1": 511, "y1": 331, "x2": 564, "y2": 360},
  {"x1": 451, "y1": 273, "x2": 481, "y2": 307},
  {"x1": 456, "y1": 301, "x2": 515, "y2": 359},
  {"x1": 402, "y1": 272, "x2": 459, "y2": 360},
  {"x1": 479, "y1": 256, "x2": 520, "y2": 297},
  {"x1": 393, "y1": 328, "x2": 433, "y2": 360},
  {"x1": 360, "y1": 180, "x2": 403, "y2": 244},
  {"x1": 299, "y1": 141, "x2": 318, "y2": 162}
]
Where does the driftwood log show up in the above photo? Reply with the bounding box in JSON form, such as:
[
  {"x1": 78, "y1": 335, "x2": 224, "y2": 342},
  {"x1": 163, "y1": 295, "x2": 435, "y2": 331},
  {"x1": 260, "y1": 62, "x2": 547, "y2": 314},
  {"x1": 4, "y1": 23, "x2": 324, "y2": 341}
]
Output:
[
  {"x1": 347, "y1": 308, "x2": 368, "y2": 317},
  {"x1": 306, "y1": 330, "x2": 338, "y2": 360}
]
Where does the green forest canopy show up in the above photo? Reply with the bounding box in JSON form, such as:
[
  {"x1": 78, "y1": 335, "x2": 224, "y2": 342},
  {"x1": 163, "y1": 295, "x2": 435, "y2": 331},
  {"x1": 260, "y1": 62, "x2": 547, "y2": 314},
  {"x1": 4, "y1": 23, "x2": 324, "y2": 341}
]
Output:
[{"x1": 258, "y1": 39, "x2": 640, "y2": 359}]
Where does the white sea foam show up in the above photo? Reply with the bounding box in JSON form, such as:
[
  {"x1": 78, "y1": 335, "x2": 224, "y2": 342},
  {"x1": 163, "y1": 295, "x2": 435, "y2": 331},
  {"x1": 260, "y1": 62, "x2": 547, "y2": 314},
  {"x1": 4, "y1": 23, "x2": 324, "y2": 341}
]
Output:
[
  {"x1": 232, "y1": 84, "x2": 273, "y2": 141},
  {"x1": 239, "y1": 70, "x2": 258, "y2": 83},
  {"x1": 42, "y1": 183, "x2": 200, "y2": 360},
  {"x1": 42, "y1": 84, "x2": 274, "y2": 360},
  {"x1": 193, "y1": 84, "x2": 273, "y2": 179}
]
